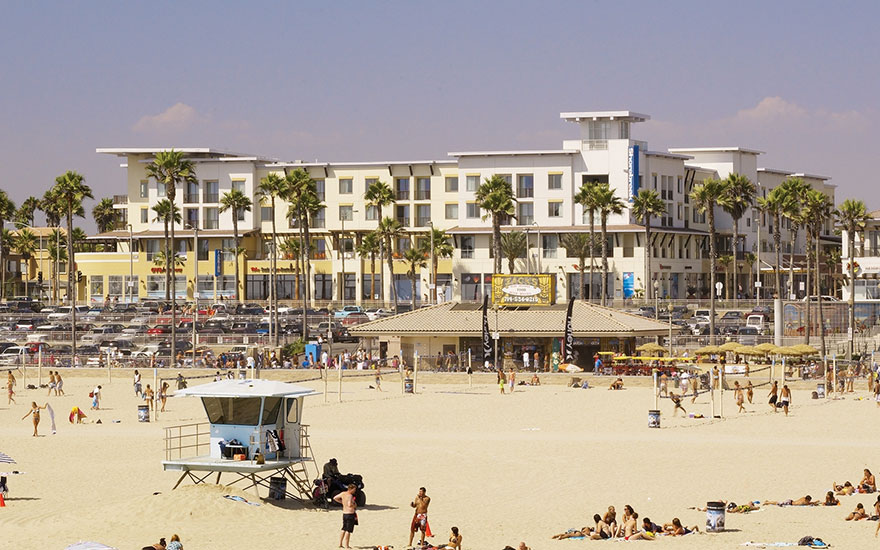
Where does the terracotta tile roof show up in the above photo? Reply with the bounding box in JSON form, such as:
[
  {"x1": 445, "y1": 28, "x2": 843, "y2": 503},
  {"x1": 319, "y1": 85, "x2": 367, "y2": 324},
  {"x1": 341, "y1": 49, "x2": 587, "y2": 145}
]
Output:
[{"x1": 349, "y1": 301, "x2": 669, "y2": 337}]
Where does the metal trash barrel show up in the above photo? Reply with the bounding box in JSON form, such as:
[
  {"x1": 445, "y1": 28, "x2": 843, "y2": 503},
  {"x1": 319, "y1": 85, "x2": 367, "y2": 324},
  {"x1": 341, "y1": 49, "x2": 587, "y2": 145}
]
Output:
[
  {"x1": 138, "y1": 405, "x2": 150, "y2": 423},
  {"x1": 648, "y1": 409, "x2": 660, "y2": 428},
  {"x1": 816, "y1": 382, "x2": 826, "y2": 399},
  {"x1": 706, "y1": 501, "x2": 726, "y2": 532},
  {"x1": 269, "y1": 477, "x2": 287, "y2": 500},
  {"x1": 404, "y1": 378, "x2": 414, "y2": 393}
]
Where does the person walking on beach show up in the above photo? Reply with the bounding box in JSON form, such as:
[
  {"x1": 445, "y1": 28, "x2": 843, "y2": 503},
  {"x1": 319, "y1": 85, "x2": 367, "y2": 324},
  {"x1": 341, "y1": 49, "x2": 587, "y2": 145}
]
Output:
[
  {"x1": 671, "y1": 392, "x2": 686, "y2": 417},
  {"x1": 145, "y1": 384, "x2": 155, "y2": 411},
  {"x1": 134, "y1": 369, "x2": 142, "y2": 398},
  {"x1": 7, "y1": 371, "x2": 16, "y2": 404},
  {"x1": 746, "y1": 379, "x2": 754, "y2": 404},
  {"x1": 734, "y1": 381, "x2": 745, "y2": 413},
  {"x1": 91, "y1": 385, "x2": 102, "y2": 410},
  {"x1": 47, "y1": 371, "x2": 56, "y2": 396},
  {"x1": 408, "y1": 486, "x2": 432, "y2": 548},
  {"x1": 497, "y1": 369, "x2": 506, "y2": 394},
  {"x1": 159, "y1": 382, "x2": 169, "y2": 412},
  {"x1": 22, "y1": 401, "x2": 47, "y2": 436},
  {"x1": 374, "y1": 369, "x2": 382, "y2": 391},
  {"x1": 54, "y1": 371, "x2": 64, "y2": 396},
  {"x1": 334, "y1": 484, "x2": 358, "y2": 549},
  {"x1": 780, "y1": 384, "x2": 792, "y2": 416},
  {"x1": 768, "y1": 381, "x2": 779, "y2": 412},
  {"x1": 690, "y1": 371, "x2": 700, "y2": 403},
  {"x1": 508, "y1": 368, "x2": 516, "y2": 393}
]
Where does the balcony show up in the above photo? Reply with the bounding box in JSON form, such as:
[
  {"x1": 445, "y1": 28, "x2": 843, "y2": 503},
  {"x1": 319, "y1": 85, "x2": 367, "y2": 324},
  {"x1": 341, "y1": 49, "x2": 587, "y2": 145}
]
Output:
[
  {"x1": 202, "y1": 193, "x2": 219, "y2": 203},
  {"x1": 184, "y1": 194, "x2": 199, "y2": 204},
  {"x1": 582, "y1": 139, "x2": 608, "y2": 151},
  {"x1": 415, "y1": 217, "x2": 431, "y2": 227},
  {"x1": 396, "y1": 191, "x2": 410, "y2": 201},
  {"x1": 396, "y1": 217, "x2": 410, "y2": 227},
  {"x1": 415, "y1": 190, "x2": 431, "y2": 201},
  {"x1": 113, "y1": 195, "x2": 128, "y2": 205}
]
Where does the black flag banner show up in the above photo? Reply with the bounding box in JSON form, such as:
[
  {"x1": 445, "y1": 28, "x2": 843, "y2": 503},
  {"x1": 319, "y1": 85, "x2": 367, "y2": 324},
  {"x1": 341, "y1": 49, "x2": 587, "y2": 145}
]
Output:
[
  {"x1": 482, "y1": 295, "x2": 493, "y2": 363},
  {"x1": 564, "y1": 296, "x2": 575, "y2": 363}
]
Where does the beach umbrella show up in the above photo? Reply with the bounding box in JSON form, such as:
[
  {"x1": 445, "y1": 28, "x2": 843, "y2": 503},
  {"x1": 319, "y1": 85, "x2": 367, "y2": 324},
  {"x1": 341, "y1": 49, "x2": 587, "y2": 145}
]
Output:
[
  {"x1": 792, "y1": 344, "x2": 819, "y2": 355},
  {"x1": 736, "y1": 346, "x2": 764, "y2": 356},
  {"x1": 755, "y1": 343, "x2": 780, "y2": 353},
  {"x1": 776, "y1": 346, "x2": 804, "y2": 356},
  {"x1": 636, "y1": 343, "x2": 666, "y2": 353},
  {"x1": 0, "y1": 451, "x2": 15, "y2": 464},
  {"x1": 65, "y1": 543, "x2": 118, "y2": 550},
  {"x1": 695, "y1": 345, "x2": 721, "y2": 355},
  {"x1": 718, "y1": 342, "x2": 744, "y2": 352}
]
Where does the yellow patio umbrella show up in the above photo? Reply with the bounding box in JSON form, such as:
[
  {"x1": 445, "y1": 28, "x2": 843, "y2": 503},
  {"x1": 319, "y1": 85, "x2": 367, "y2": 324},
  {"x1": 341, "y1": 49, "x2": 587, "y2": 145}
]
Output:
[
  {"x1": 736, "y1": 345, "x2": 765, "y2": 356},
  {"x1": 636, "y1": 343, "x2": 667, "y2": 353},
  {"x1": 695, "y1": 345, "x2": 721, "y2": 355},
  {"x1": 719, "y1": 342, "x2": 745, "y2": 352},
  {"x1": 792, "y1": 344, "x2": 819, "y2": 355},
  {"x1": 776, "y1": 346, "x2": 804, "y2": 356},
  {"x1": 756, "y1": 343, "x2": 780, "y2": 353}
]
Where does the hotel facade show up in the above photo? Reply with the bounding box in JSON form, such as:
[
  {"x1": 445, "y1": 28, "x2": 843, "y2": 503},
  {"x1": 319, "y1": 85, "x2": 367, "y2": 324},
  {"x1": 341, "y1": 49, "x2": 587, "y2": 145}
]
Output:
[{"x1": 70, "y1": 110, "x2": 836, "y2": 306}]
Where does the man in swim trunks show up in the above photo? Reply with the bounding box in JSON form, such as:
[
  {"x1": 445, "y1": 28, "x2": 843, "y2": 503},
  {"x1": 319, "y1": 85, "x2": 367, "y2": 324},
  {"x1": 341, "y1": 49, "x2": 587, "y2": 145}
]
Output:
[
  {"x1": 768, "y1": 380, "x2": 778, "y2": 412},
  {"x1": 780, "y1": 384, "x2": 792, "y2": 416},
  {"x1": 409, "y1": 486, "x2": 431, "y2": 547},
  {"x1": 334, "y1": 484, "x2": 357, "y2": 549}
]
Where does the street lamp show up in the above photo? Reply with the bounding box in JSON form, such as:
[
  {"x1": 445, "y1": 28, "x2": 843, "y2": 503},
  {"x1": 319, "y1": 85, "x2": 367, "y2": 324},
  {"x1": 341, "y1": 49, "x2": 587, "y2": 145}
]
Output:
[
  {"x1": 653, "y1": 279, "x2": 660, "y2": 320},
  {"x1": 524, "y1": 228, "x2": 531, "y2": 274},
  {"x1": 127, "y1": 224, "x2": 133, "y2": 305},
  {"x1": 427, "y1": 221, "x2": 434, "y2": 305},
  {"x1": 340, "y1": 209, "x2": 357, "y2": 309},
  {"x1": 533, "y1": 221, "x2": 541, "y2": 274},
  {"x1": 667, "y1": 302, "x2": 674, "y2": 357}
]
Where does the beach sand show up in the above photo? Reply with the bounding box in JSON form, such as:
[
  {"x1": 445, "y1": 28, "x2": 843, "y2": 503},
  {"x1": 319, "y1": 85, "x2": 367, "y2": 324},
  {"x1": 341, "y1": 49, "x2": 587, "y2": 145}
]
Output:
[{"x1": 1, "y1": 368, "x2": 878, "y2": 549}]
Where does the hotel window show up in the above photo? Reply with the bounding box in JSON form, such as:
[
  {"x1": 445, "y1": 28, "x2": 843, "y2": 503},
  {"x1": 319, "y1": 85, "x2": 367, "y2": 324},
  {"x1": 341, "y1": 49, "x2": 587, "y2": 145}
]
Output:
[
  {"x1": 460, "y1": 236, "x2": 475, "y2": 259},
  {"x1": 619, "y1": 121, "x2": 630, "y2": 139},
  {"x1": 314, "y1": 274, "x2": 332, "y2": 300},
  {"x1": 198, "y1": 238, "x2": 209, "y2": 261},
  {"x1": 140, "y1": 208, "x2": 148, "y2": 223},
  {"x1": 677, "y1": 205, "x2": 682, "y2": 220},
  {"x1": 235, "y1": 206, "x2": 246, "y2": 222},
  {"x1": 312, "y1": 208, "x2": 326, "y2": 229},
  {"x1": 395, "y1": 205, "x2": 410, "y2": 226},
  {"x1": 499, "y1": 174, "x2": 512, "y2": 185},
  {"x1": 139, "y1": 181, "x2": 148, "y2": 199},
  {"x1": 261, "y1": 206, "x2": 273, "y2": 222},
  {"x1": 517, "y1": 202, "x2": 534, "y2": 225},
  {"x1": 588, "y1": 121, "x2": 609, "y2": 140},
  {"x1": 314, "y1": 179, "x2": 325, "y2": 201},
  {"x1": 445, "y1": 203, "x2": 458, "y2": 219},
  {"x1": 677, "y1": 176, "x2": 683, "y2": 194},
  {"x1": 517, "y1": 174, "x2": 534, "y2": 198},
  {"x1": 466, "y1": 202, "x2": 480, "y2": 219},
  {"x1": 445, "y1": 177, "x2": 458, "y2": 192},
  {"x1": 396, "y1": 237, "x2": 411, "y2": 255},
  {"x1": 548, "y1": 173, "x2": 562, "y2": 190},
  {"x1": 365, "y1": 177, "x2": 377, "y2": 191},
  {"x1": 652, "y1": 174, "x2": 657, "y2": 190},
  {"x1": 365, "y1": 205, "x2": 378, "y2": 221},
  {"x1": 312, "y1": 238, "x2": 327, "y2": 259},
  {"x1": 466, "y1": 175, "x2": 480, "y2": 192},
  {"x1": 339, "y1": 178, "x2": 353, "y2": 194},
  {"x1": 415, "y1": 204, "x2": 431, "y2": 227},
  {"x1": 548, "y1": 201, "x2": 562, "y2": 218},
  {"x1": 232, "y1": 180, "x2": 245, "y2": 194},
  {"x1": 395, "y1": 177, "x2": 410, "y2": 200},
  {"x1": 90, "y1": 275, "x2": 104, "y2": 299},
  {"x1": 108, "y1": 275, "x2": 123, "y2": 297},
  {"x1": 185, "y1": 181, "x2": 199, "y2": 203},
  {"x1": 415, "y1": 177, "x2": 431, "y2": 200},
  {"x1": 157, "y1": 182, "x2": 166, "y2": 197},
  {"x1": 185, "y1": 208, "x2": 199, "y2": 228},
  {"x1": 204, "y1": 207, "x2": 219, "y2": 230},
  {"x1": 542, "y1": 234, "x2": 558, "y2": 258},
  {"x1": 203, "y1": 181, "x2": 219, "y2": 203},
  {"x1": 339, "y1": 205, "x2": 353, "y2": 221}
]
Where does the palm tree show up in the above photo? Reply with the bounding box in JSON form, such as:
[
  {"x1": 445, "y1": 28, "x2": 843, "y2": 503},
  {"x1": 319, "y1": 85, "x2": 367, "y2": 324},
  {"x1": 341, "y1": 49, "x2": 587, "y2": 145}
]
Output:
[
  {"x1": 826, "y1": 248, "x2": 842, "y2": 297},
  {"x1": 403, "y1": 246, "x2": 428, "y2": 307},
  {"x1": 13, "y1": 229, "x2": 37, "y2": 297},
  {"x1": 279, "y1": 237, "x2": 302, "y2": 300},
  {"x1": 152, "y1": 200, "x2": 181, "y2": 301},
  {"x1": 52, "y1": 170, "x2": 93, "y2": 359},
  {"x1": 722, "y1": 173, "x2": 757, "y2": 306},
  {"x1": 500, "y1": 232, "x2": 527, "y2": 274},
  {"x1": 0, "y1": 190, "x2": 16, "y2": 299},
  {"x1": 71, "y1": 227, "x2": 88, "y2": 252},
  {"x1": 219, "y1": 189, "x2": 253, "y2": 301},
  {"x1": 48, "y1": 228, "x2": 66, "y2": 303},
  {"x1": 145, "y1": 150, "x2": 197, "y2": 365},
  {"x1": 778, "y1": 177, "x2": 809, "y2": 299},
  {"x1": 804, "y1": 190, "x2": 832, "y2": 357},
  {"x1": 690, "y1": 178, "x2": 730, "y2": 344},
  {"x1": 152, "y1": 250, "x2": 186, "y2": 269},
  {"x1": 475, "y1": 175, "x2": 516, "y2": 275},
  {"x1": 257, "y1": 172, "x2": 290, "y2": 345},
  {"x1": 376, "y1": 217, "x2": 405, "y2": 310},
  {"x1": 757, "y1": 188, "x2": 790, "y2": 304},
  {"x1": 285, "y1": 169, "x2": 322, "y2": 316},
  {"x1": 92, "y1": 197, "x2": 119, "y2": 233},
  {"x1": 631, "y1": 189, "x2": 667, "y2": 302},
  {"x1": 743, "y1": 252, "x2": 757, "y2": 298},
  {"x1": 835, "y1": 199, "x2": 870, "y2": 360},
  {"x1": 15, "y1": 196, "x2": 40, "y2": 229},
  {"x1": 560, "y1": 233, "x2": 592, "y2": 299},
  {"x1": 574, "y1": 181, "x2": 601, "y2": 301},
  {"x1": 424, "y1": 227, "x2": 453, "y2": 302},
  {"x1": 364, "y1": 179, "x2": 395, "y2": 304},
  {"x1": 41, "y1": 188, "x2": 64, "y2": 228},
  {"x1": 356, "y1": 231, "x2": 382, "y2": 303},
  {"x1": 718, "y1": 254, "x2": 734, "y2": 300},
  {"x1": 594, "y1": 183, "x2": 624, "y2": 306}
]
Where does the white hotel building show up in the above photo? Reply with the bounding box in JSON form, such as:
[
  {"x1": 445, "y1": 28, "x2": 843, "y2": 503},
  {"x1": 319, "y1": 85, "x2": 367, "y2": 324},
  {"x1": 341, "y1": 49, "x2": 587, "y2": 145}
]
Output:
[{"x1": 90, "y1": 110, "x2": 836, "y2": 305}]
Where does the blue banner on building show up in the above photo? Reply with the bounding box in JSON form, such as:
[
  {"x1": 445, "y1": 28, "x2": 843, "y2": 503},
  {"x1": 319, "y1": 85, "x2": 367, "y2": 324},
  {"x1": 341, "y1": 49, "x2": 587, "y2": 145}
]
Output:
[
  {"x1": 214, "y1": 249, "x2": 222, "y2": 277},
  {"x1": 623, "y1": 272, "x2": 635, "y2": 299},
  {"x1": 628, "y1": 145, "x2": 640, "y2": 201}
]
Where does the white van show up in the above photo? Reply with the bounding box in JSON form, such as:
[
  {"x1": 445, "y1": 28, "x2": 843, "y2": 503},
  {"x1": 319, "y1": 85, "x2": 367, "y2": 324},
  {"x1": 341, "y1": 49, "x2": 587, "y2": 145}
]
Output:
[{"x1": 745, "y1": 314, "x2": 765, "y2": 332}]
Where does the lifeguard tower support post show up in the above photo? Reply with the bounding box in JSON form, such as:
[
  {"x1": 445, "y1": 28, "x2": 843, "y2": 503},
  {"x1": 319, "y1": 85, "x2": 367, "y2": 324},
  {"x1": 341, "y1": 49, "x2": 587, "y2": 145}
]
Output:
[{"x1": 162, "y1": 379, "x2": 319, "y2": 501}]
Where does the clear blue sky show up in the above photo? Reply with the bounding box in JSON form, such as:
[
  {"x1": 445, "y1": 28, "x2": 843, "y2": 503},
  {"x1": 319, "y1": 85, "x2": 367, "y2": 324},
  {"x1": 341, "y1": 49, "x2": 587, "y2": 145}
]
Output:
[{"x1": 2, "y1": 1, "x2": 878, "y2": 229}]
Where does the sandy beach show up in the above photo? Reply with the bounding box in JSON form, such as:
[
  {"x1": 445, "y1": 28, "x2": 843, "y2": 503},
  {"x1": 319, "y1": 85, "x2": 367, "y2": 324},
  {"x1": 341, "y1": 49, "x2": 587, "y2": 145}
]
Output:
[{"x1": 1, "y1": 367, "x2": 879, "y2": 549}]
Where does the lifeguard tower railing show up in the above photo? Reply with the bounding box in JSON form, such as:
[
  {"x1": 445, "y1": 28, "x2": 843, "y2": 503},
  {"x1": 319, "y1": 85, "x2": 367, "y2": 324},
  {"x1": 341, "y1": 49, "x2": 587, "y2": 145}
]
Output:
[{"x1": 164, "y1": 422, "x2": 316, "y2": 466}]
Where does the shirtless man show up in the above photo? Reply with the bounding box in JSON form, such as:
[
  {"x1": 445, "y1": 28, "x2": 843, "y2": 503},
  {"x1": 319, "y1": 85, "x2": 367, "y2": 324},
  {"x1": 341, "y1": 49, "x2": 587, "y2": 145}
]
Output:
[
  {"x1": 409, "y1": 487, "x2": 431, "y2": 547},
  {"x1": 659, "y1": 372, "x2": 668, "y2": 397},
  {"x1": 780, "y1": 384, "x2": 792, "y2": 416},
  {"x1": 763, "y1": 495, "x2": 817, "y2": 506},
  {"x1": 768, "y1": 381, "x2": 779, "y2": 412},
  {"x1": 670, "y1": 392, "x2": 686, "y2": 417},
  {"x1": 333, "y1": 484, "x2": 357, "y2": 548}
]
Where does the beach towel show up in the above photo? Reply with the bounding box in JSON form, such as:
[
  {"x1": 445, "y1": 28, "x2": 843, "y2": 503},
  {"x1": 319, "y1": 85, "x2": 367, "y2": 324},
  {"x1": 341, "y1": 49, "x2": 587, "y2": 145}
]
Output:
[
  {"x1": 223, "y1": 494, "x2": 260, "y2": 506},
  {"x1": 46, "y1": 403, "x2": 56, "y2": 434}
]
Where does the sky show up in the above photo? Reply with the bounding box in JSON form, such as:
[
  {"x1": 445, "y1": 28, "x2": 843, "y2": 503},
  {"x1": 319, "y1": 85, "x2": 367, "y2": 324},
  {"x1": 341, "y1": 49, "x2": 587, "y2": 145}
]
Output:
[{"x1": 2, "y1": 1, "x2": 878, "y2": 230}]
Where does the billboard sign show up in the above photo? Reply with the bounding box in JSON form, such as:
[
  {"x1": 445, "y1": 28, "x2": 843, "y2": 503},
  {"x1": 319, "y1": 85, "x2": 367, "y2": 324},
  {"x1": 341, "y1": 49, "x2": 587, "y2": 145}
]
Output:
[
  {"x1": 628, "y1": 144, "x2": 640, "y2": 201},
  {"x1": 491, "y1": 274, "x2": 555, "y2": 306}
]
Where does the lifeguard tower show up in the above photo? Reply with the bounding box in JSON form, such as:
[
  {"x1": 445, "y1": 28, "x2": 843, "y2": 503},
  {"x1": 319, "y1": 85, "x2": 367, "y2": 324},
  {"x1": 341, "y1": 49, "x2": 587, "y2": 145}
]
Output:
[{"x1": 162, "y1": 379, "x2": 319, "y2": 501}]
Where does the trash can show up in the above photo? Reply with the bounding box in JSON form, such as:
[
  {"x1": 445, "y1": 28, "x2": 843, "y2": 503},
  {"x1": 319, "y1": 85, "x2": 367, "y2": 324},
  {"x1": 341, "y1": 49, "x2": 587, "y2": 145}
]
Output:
[
  {"x1": 269, "y1": 477, "x2": 287, "y2": 500},
  {"x1": 648, "y1": 409, "x2": 660, "y2": 428},
  {"x1": 816, "y1": 382, "x2": 826, "y2": 399},
  {"x1": 138, "y1": 405, "x2": 150, "y2": 423},
  {"x1": 404, "y1": 378, "x2": 414, "y2": 393},
  {"x1": 706, "y1": 501, "x2": 726, "y2": 532}
]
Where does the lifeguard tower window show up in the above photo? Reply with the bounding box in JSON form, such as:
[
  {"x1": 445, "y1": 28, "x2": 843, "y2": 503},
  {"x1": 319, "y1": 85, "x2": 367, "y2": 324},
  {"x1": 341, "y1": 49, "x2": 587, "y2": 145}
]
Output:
[
  {"x1": 286, "y1": 400, "x2": 298, "y2": 423},
  {"x1": 202, "y1": 397, "x2": 282, "y2": 425}
]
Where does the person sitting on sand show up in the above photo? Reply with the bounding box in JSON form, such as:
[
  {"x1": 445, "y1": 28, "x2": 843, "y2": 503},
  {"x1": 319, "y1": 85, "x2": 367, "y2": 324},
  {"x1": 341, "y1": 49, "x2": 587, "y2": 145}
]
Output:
[
  {"x1": 860, "y1": 469, "x2": 876, "y2": 493},
  {"x1": 620, "y1": 511, "x2": 638, "y2": 538},
  {"x1": 530, "y1": 373, "x2": 540, "y2": 386},
  {"x1": 609, "y1": 377, "x2": 624, "y2": 390},
  {"x1": 590, "y1": 513, "x2": 613, "y2": 540},
  {"x1": 603, "y1": 506, "x2": 617, "y2": 537},
  {"x1": 436, "y1": 526, "x2": 461, "y2": 549},
  {"x1": 824, "y1": 491, "x2": 840, "y2": 506},
  {"x1": 626, "y1": 517, "x2": 663, "y2": 540},
  {"x1": 845, "y1": 502, "x2": 868, "y2": 520},
  {"x1": 834, "y1": 481, "x2": 855, "y2": 496},
  {"x1": 763, "y1": 495, "x2": 818, "y2": 507},
  {"x1": 670, "y1": 392, "x2": 687, "y2": 416},
  {"x1": 142, "y1": 537, "x2": 166, "y2": 550},
  {"x1": 663, "y1": 517, "x2": 699, "y2": 535},
  {"x1": 166, "y1": 534, "x2": 183, "y2": 550}
]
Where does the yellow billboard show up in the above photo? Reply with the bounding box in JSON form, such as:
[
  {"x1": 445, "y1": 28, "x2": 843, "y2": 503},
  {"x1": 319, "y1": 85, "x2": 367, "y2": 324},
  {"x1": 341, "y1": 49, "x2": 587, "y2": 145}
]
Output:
[{"x1": 491, "y1": 274, "x2": 555, "y2": 306}]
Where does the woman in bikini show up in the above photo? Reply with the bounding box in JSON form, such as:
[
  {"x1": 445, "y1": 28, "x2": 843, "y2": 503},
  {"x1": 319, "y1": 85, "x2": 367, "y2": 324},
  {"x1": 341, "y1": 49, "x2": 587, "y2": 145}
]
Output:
[
  {"x1": 734, "y1": 381, "x2": 745, "y2": 412},
  {"x1": 22, "y1": 401, "x2": 47, "y2": 437},
  {"x1": 747, "y1": 379, "x2": 754, "y2": 404},
  {"x1": 160, "y1": 382, "x2": 170, "y2": 412},
  {"x1": 663, "y1": 517, "x2": 699, "y2": 535},
  {"x1": 7, "y1": 371, "x2": 16, "y2": 405},
  {"x1": 768, "y1": 381, "x2": 778, "y2": 412},
  {"x1": 603, "y1": 506, "x2": 617, "y2": 538},
  {"x1": 860, "y1": 469, "x2": 876, "y2": 493},
  {"x1": 845, "y1": 502, "x2": 868, "y2": 521},
  {"x1": 824, "y1": 491, "x2": 840, "y2": 506}
]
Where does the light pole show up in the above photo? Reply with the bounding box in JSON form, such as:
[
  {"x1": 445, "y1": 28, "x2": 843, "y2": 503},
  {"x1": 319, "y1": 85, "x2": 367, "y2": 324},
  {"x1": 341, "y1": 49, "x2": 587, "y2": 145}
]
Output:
[
  {"x1": 55, "y1": 226, "x2": 60, "y2": 305},
  {"x1": 185, "y1": 223, "x2": 199, "y2": 361},
  {"x1": 533, "y1": 221, "x2": 541, "y2": 274},
  {"x1": 755, "y1": 198, "x2": 761, "y2": 307},
  {"x1": 653, "y1": 279, "x2": 660, "y2": 320},
  {"x1": 524, "y1": 228, "x2": 531, "y2": 274},
  {"x1": 427, "y1": 221, "x2": 434, "y2": 305},
  {"x1": 127, "y1": 224, "x2": 133, "y2": 304},
  {"x1": 340, "y1": 209, "x2": 357, "y2": 310},
  {"x1": 667, "y1": 302, "x2": 674, "y2": 357}
]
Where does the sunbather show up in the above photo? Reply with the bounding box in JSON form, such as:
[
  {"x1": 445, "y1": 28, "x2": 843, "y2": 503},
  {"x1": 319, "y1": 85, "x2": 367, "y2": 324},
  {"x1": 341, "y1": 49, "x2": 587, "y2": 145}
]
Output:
[
  {"x1": 860, "y1": 469, "x2": 876, "y2": 493},
  {"x1": 603, "y1": 506, "x2": 617, "y2": 537},
  {"x1": 763, "y1": 495, "x2": 817, "y2": 506},
  {"x1": 845, "y1": 502, "x2": 868, "y2": 521},
  {"x1": 590, "y1": 513, "x2": 613, "y2": 540},
  {"x1": 834, "y1": 481, "x2": 855, "y2": 495},
  {"x1": 663, "y1": 517, "x2": 699, "y2": 535},
  {"x1": 626, "y1": 517, "x2": 662, "y2": 540},
  {"x1": 824, "y1": 491, "x2": 840, "y2": 506}
]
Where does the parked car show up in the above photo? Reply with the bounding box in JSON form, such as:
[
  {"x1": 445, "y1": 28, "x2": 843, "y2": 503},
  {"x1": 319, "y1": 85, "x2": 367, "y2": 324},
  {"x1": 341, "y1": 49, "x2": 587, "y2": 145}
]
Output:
[
  {"x1": 334, "y1": 305, "x2": 365, "y2": 319},
  {"x1": 364, "y1": 308, "x2": 392, "y2": 321},
  {"x1": 693, "y1": 309, "x2": 714, "y2": 319},
  {"x1": 132, "y1": 344, "x2": 160, "y2": 357},
  {"x1": 0, "y1": 346, "x2": 34, "y2": 364},
  {"x1": 15, "y1": 319, "x2": 36, "y2": 331},
  {"x1": 230, "y1": 322, "x2": 259, "y2": 334},
  {"x1": 147, "y1": 324, "x2": 171, "y2": 335},
  {"x1": 121, "y1": 324, "x2": 149, "y2": 335},
  {"x1": 48, "y1": 305, "x2": 90, "y2": 319},
  {"x1": 801, "y1": 295, "x2": 841, "y2": 302},
  {"x1": 340, "y1": 312, "x2": 369, "y2": 326},
  {"x1": 736, "y1": 326, "x2": 761, "y2": 345}
]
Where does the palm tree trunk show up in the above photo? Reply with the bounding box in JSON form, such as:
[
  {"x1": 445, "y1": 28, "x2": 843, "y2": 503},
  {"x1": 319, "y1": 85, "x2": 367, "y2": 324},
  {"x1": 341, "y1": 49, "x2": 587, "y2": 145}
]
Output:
[
  {"x1": 377, "y1": 206, "x2": 385, "y2": 305},
  {"x1": 232, "y1": 219, "x2": 240, "y2": 301},
  {"x1": 644, "y1": 223, "x2": 651, "y2": 301},
  {"x1": 0, "y1": 224, "x2": 4, "y2": 301},
  {"x1": 370, "y1": 254, "x2": 376, "y2": 304},
  {"x1": 299, "y1": 219, "x2": 306, "y2": 340},
  {"x1": 432, "y1": 254, "x2": 438, "y2": 303},
  {"x1": 410, "y1": 271, "x2": 416, "y2": 309},
  {"x1": 788, "y1": 228, "x2": 798, "y2": 299},
  {"x1": 170, "y1": 207, "x2": 176, "y2": 367},
  {"x1": 774, "y1": 216, "x2": 782, "y2": 301},
  {"x1": 708, "y1": 210, "x2": 717, "y2": 346},
  {"x1": 804, "y1": 231, "x2": 812, "y2": 344},
  {"x1": 303, "y1": 218, "x2": 312, "y2": 308},
  {"x1": 493, "y1": 218, "x2": 502, "y2": 275},
  {"x1": 386, "y1": 245, "x2": 397, "y2": 310},
  {"x1": 163, "y1": 221, "x2": 170, "y2": 301},
  {"x1": 600, "y1": 214, "x2": 608, "y2": 307},
  {"x1": 733, "y1": 220, "x2": 739, "y2": 307},
  {"x1": 588, "y1": 211, "x2": 595, "y2": 302},
  {"x1": 578, "y1": 259, "x2": 585, "y2": 300},
  {"x1": 271, "y1": 198, "x2": 278, "y2": 346},
  {"x1": 816, "y1": 230, "x2": 826, "y2": 363},
  {"x1": 848, "y1": 231, "x2": 856, "y2": 360},
  {"x1": 67, "y1": 207, "x2": 77, "y2": 359}
]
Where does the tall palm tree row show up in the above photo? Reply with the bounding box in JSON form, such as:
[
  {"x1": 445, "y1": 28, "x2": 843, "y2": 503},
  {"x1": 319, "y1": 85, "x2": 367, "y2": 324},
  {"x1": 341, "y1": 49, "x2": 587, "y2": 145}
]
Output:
[
  {"x1": 257, "y1": 173, "x2": 290, "y2": 345},
  {"x1": 594, "y1": 183, "x2": 624, "y2": 307},
  {"x1": 425, "y1": 227, "x2": 454, "y2": 302},
  {"x1": 145, "y1": 150, "x2": 197, "y2": 365},
  {"x1": 376, "y1": 217, "x2": 404, "y2": 311},
  {"x1": 573, "y1": 181, "x2": 601, "y2": 301},
  {"x1": 757, "y1": 187, "x2": 791, "y2": 304},
  {"x1": 803, "y1": 190, "x2": 832, "y2": 358},
  {"x1": 151, "y1": 200, "x2": 180, "y2": 302},
  {"x1": 219, "y1": 189, "x2": 253, "y2": 302},
  {"x1": 500, "y1": 232, "x2": 528, "y2": 275},
  {"x1": 721, "y1": 173, "x2": 756, "y2": 305},
  {"x1": 92, "y1": 197, "x2": 119, "y2": 234},
  {"x1": 364, "y1": 179, "x2": 395, "y2": 305},
  {"x1": 15, "y1": 196, "x2": 40, "y2": 229},
  {"x1": 690, "y1": 177, "x2": 730, "y2": 344},
  {"x1": 475, "y1": 175, "x2": 516, "y2": 276},
  {"x1": 285, "y1": 169, "x2": 323, "y2": 336},
  {"x1": 778, "y1": 177, "x2": 810, "y2": 300},
  {"x1": 356, "y1": 231, "x2": 382, "y2": 303},
  {"x1": 48, "y1": 229, "x2": 67, "y2": 303},
  {"x1": 631, "y1": 188, "x2": 666, "y2": 301},
  {"x1": 52, "y1": 170, "x2": 93, "y2": 359},
  {"x1": 559, "y1": 233, "x2": 592, "y2": 299},
  {"x1": 0, "y1": 190, "x2": 16, "y2": 299},
  {"x1": 13, "y1": 228, "x2": 37, "y2": 296},
  {"x1": 835, "y1": 199, "x2": 869, "y2": 360},
  {"x1": 403, "y1": 246, "x2": 427, "y2": 307}
]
